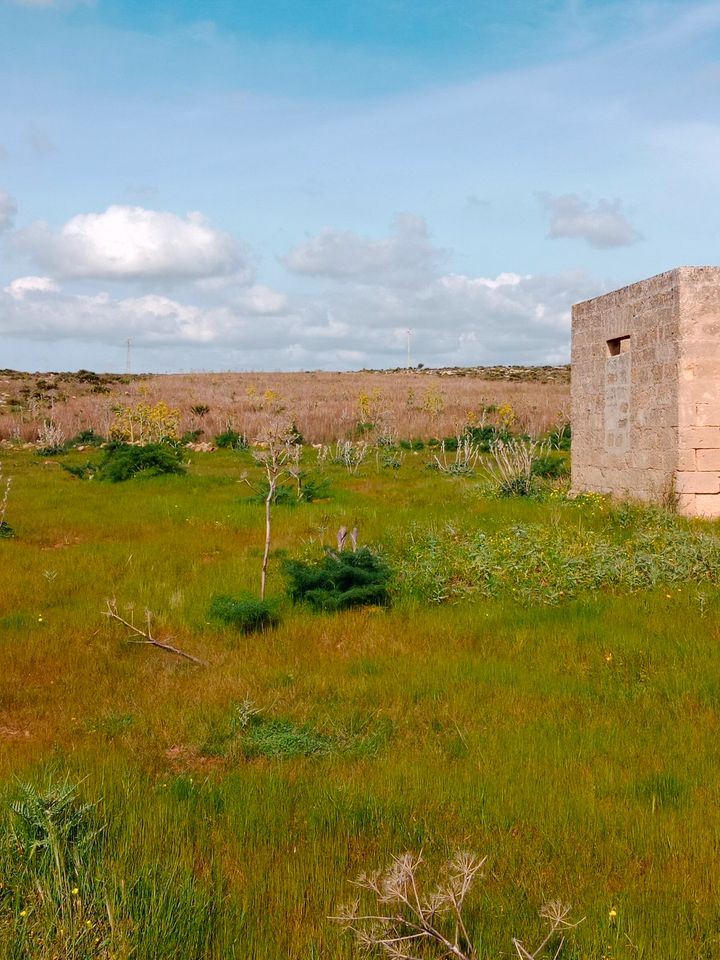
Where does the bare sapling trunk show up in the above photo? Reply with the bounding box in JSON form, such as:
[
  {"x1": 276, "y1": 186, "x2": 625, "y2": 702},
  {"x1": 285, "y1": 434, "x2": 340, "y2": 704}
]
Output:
[
  {"x1": 261, "y1": 474, "x2": 277, "y2": 600},
  {"x1": 253, "y1": 417, "x2": 300, "y2": 600}
]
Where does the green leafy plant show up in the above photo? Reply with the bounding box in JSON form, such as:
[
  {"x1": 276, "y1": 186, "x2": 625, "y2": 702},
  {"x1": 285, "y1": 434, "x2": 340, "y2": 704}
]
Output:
[
  {"x1": 531, "y1": 452, "x2": 569, "y2": 479},
  {"x1": 66, "y1": 429, "x2": 105, "y2": 448},
  {"x1": 548, "y1": 422, "x2": 571, "y2": 450},
  {"x1": 214, "y1": 428, "x2": 249, "y2": 450},
  {"x1": 283, "y1": 547, "x2": 392, "y2": 611},
  {"x1": 208, "y1": 593, "x2": 280, "y2": 633},
  {"x1": 64, "y1": 442, "x2": 186, "y2": 482}
]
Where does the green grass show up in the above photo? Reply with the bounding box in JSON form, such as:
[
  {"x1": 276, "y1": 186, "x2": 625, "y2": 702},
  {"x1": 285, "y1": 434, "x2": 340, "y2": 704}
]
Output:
[{"x1": 1, "y1": 446, "x2": 720, "y2": 957}]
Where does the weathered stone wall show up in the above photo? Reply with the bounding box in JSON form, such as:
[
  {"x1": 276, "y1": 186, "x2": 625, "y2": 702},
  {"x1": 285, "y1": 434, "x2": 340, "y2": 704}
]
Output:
[
  {"x1": 676, "y1": 267, "x2": 720, "y2": 516},
  {"x1": 571, "y1": 269, "x2": 681, "y2": 503},
  {"x1": 572, "y1": 266, "x2": 720, "y2": 516}
]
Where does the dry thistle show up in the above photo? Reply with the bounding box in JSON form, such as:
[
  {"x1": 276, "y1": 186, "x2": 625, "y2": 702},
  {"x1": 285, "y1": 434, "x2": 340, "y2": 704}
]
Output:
[{"x1": 332, "y1": 851, "x2": 581, "y2": 960}]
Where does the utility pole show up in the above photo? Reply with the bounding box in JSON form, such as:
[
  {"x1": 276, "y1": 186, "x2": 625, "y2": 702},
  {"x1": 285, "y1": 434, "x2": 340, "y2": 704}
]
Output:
[
  {"x1": 406, "y1": 329, "x2": 412, "y2": 371},
  {"x1": 125, "y1": 338, "x2": 132, "y2": 375}
]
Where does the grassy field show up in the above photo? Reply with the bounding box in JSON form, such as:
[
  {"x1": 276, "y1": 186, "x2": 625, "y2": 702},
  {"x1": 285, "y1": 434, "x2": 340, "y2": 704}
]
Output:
[{"x1": 2, "y1": 437, "x2": 720, "y2": 958}]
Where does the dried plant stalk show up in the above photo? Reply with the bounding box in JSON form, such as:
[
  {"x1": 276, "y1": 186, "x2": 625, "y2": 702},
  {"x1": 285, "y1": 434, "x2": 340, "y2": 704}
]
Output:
[{"x1": 332, "y1": 850, "x2": 581, "y2": 960}]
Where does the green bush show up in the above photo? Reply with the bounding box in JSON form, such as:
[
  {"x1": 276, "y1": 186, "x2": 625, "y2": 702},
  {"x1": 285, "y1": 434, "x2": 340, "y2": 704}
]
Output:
[
  {"x1": 63, "y1": 442, "x2": 186, "y2": 482},
  {"x1": 0, "y1": 521, "x2": 14, "y2": 539},
  {"x1": 97, "y1": 443, "x2": 185, "y2": 482},
  {"x1": 531, "y1": 452, "x2": 569, "y2": 479},
  {"x1": 464, "y1": 424, "x2": 512, "y2": 451},
  {"x1": 214, "y1": 429, "x2": 249, "y2": 450},
  {"x1": 208, "y1": 594, "x2": 279, "y2": 633},
  {"x1": 282, "y1": 548, "x2": 392, "y2": 612},
  {"x1": 67, "y1": 428, "x2": 105, "y2": 448}
]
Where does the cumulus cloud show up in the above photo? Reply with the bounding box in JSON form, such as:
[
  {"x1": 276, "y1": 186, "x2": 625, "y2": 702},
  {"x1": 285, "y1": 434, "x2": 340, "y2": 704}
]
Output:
[
  {"x1": 283, "y1": 214, "x2": 444, "y2": 284},
  {"x1": 234, "y1": 285, "x2": 289, "y2": 315},
  {"x1": 537, "y1": 193, "x2": 642, "y2": 249},
  {"x1": 0, "y1": 264, "x2": 599, "y2": 366},
  {"x1": 0, "y1": 191, "x2": 17, "y2": 231},
  {"x1": 4, "y1": 275, "x2": 60, "y2": 299},
  {"x1": 18, "y1": 205, "x2": 247, "y2": 281}
]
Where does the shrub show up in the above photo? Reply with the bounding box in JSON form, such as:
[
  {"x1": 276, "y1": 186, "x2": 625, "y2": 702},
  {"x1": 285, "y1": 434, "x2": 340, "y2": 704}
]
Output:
[
  {"x1": 483, "y1": 438, "x2": 549, "y2": 497},
  {"x1": 109, "y1": 401, "x2": 180, "y2": 443},
  {"x1": 214, "y1": 428, "x2": 249, "y2": 450},
  {"x1": 64, "y1": 442, "x2": 186, "y2": 482},
  {"x1": 208, "y1": 594, "x2": 280, "y2": 633},
  {"x1": 464, "y1": 423, "x2": 512, "y2": 451},
  {"x1": 99, "y1": 442, "x2": 185, "y2": 482},
  {"x1": 532, "y1": 452, "x2": 569, "y2": 479},
  {"x1": 283, "y1": 547, "x2": 392, "y2": 611},
  {"x1": 68, "y1": 428, "x2": 105, "y2": 448}
]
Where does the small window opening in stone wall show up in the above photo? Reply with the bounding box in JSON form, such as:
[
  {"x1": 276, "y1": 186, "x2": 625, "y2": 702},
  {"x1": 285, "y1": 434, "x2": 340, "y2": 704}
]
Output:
[{"x1": 607, "y1": 335, "x2": 631, "y2": 357}]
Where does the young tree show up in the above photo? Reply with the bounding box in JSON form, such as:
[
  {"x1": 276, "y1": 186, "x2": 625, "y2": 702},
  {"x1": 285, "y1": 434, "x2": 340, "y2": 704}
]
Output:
[{"x1": 252, "y1": 420, "x2": 300, "y2": 600}]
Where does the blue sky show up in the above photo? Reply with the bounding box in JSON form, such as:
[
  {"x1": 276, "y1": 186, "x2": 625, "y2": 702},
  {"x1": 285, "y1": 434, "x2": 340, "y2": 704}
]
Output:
[{"x1": 1, "y1": 0, "x2": 719, "y2": 371}]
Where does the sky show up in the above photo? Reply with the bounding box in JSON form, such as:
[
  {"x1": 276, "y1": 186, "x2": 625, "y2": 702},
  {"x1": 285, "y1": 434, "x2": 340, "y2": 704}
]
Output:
[{"x1": 1, "y1": 0, "x2": 719, "y2": 372}]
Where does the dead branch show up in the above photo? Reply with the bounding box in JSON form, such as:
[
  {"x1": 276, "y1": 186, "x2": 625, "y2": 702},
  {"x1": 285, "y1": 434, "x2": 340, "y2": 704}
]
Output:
[{"x1": 103, "y1": 600, "x2": 207, "y2": 666}]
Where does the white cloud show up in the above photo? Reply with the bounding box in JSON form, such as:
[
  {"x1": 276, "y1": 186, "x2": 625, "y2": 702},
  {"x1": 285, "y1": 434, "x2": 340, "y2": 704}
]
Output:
[
  {"x1": 234, "y1": 285, "x2": 289, "y2": 315},
  {"x1": 0, "y1": 264, "x2": 600, "y2": 367},
  {"x1": 0, "y1": 191, "x2": 17, "y2": 231},
  {"x1": 538, "y1": 192, "x2": 641, "y2": 249},
  {"x1": 18, "y1": 205, "x2": 247, "y2": 281},
  {"x1": 4, "y1": 275, "x2": 60, "y2": 299},
  {"x1": 283, "y1": 214, "x2": 444, "y2": 284}
]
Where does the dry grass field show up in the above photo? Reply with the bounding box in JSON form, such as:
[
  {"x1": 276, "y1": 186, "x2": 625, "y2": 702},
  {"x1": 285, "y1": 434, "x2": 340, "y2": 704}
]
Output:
[{"x1": 0, "y1": 367, "x2": 569, "y2": 446}]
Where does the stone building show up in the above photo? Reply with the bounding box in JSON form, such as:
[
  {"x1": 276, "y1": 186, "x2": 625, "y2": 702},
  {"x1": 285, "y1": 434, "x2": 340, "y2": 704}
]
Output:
[{"x1": 571, "y1": 266, "x2": 720, "y2": 517}]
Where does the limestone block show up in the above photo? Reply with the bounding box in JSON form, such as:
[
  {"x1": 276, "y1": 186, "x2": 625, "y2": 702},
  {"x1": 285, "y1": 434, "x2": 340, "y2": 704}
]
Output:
[
  {"x1": 693, "y1": 495, "x2": 720, "y2": 519},
  {"x1": 675, "y1": 472, "x2": 720, "y2": 495},
  {"x1": 677, "y1": 427, "x2": 720, "y2": 448},
  {"x1": 676, "y1": 448, "x2": 696, "y2": 471},
  {"x1": 677, "y1": 494, "x2": 698, "y2": 516},
  {"x1": 696, "y1": 449, "x2": 720, "y2": 471}
]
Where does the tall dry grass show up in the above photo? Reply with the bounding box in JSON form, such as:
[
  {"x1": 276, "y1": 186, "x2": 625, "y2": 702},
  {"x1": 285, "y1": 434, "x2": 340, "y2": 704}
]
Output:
[{"x1": 0, "y1": 370, "x2": 569, "y2": 444}]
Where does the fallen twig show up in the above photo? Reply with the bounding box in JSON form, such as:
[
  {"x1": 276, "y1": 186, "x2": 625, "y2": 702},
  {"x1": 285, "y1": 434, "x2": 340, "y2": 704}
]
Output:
[{"x1": 103, "y1": 600, "x2": 207, "y2": 666}]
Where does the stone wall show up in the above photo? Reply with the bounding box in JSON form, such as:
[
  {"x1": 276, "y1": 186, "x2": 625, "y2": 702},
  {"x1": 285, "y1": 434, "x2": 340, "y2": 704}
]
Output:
[
  {"x1": 571, "y1": 269, "x2": 680, "y2": 504},
  {"x1": 676, "y1": 267, "x2": 720, "y2": 516},
  {"x1": 571, "y1": 266, "x2": 720, "y2": 516}
]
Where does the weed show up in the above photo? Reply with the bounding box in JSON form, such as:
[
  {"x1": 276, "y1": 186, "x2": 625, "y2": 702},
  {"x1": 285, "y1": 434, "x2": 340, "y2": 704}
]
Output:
[
  {"x1": 483, "y1": 438, "x2": 549, "y2": 496},
  {"x1": 331, "y1": 440, "x2": 370, "y2": 474},
  {"x1": 333, "y1": 850, "x2": 580, "y2": 959},
  {"x1": 208, "y1": 594, "x2": 280, "y2": 633},
  {"x1": 214, "y1": 428, "x2": 249, "y2": 450}
]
